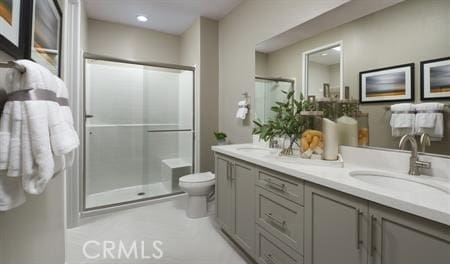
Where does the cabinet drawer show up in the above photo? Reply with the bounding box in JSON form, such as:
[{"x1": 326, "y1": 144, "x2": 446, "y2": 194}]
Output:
[
  {"x1": 256, "y1": 225, "x2": 303, "y2": 264},
  {"x1": 256, "y1": 187, "x2": 304, "y2": 253},
  {"x1": 256, "y1": 168, "x2": 304, "y2": 205}
]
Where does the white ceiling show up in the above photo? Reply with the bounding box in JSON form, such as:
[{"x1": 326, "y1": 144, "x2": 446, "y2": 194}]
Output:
[{"x1": 85, "y1": 0, "x2": 243, "y2": 35}]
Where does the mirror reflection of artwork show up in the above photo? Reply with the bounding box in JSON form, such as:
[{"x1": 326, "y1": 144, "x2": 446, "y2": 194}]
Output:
[
  {"x1": 0, "y1": 0, "x2": 13, "y2": 25},
  {"x1": 31, "y1": 0, "x2": 61, "y2": 75},
  {"x1": 421, "y1": 57, "x2": 450, "y2": 100},
  {"x1": 0, "y1": 0, "x2": 27, "y2": 58},
  {"x1": 359, "y1": 64, "x2": 414, "y2": 103}
]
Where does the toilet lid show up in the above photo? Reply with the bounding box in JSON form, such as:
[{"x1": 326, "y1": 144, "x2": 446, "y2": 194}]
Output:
[{"x1": 180, "y1": 172, "x2": 215, "y2": 183}]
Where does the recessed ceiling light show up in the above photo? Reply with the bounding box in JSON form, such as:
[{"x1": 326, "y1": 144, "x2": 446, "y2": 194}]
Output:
[
  {"x1": 136, "y1": 15, "x2": 148, "y2": 22},
  {"x1": 321, "y1": 53, "x2": 328, "y2": 56}
]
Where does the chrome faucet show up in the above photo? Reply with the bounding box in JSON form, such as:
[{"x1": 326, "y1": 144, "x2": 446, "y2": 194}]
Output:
[
  {"x1": 399, "y1": 135, "x2": 431, "y2": 176},
  {"x1": 420, "y1": 133, "x2": 431, "y2": 153}
]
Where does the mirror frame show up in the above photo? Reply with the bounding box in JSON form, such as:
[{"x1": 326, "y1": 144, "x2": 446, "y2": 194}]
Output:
[{"x1": 302, "y1": 40, "x2": 344, "y2": 99}]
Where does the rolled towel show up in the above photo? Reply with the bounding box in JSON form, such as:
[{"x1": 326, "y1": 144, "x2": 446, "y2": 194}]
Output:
[
  {"x1": 51, "y1": 78, "x2": 79, "y2": 156},
  {"x1": 0, "y1": 102, "x2": 12, "y2": 170},
  {"x1": 415, "y1": 103, "x2": 444, "y2": 141},
  {"x1": 23, "y1": 101, "x2": 55, "y2": 195},
  {"x1": 7, "y1": 101, "x2": 22, "y2": 177},
  {"x1": 390, "y1": 103, "x2": 415, "y2": 137},
  {"x1": 236, "y1": 100, "x2": 248, "y2": 120},
  {"x1": 21, "y1": 106, "x2": 34, "y2": 178}
]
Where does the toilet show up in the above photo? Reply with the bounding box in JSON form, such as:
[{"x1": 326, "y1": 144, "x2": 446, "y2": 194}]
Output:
[{"x1": 179, "y1": 172, "x2": 215, "y2": 218}]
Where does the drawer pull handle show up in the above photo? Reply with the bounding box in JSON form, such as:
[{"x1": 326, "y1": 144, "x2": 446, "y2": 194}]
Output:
[
  {"x1": 265, "y1": 213, "x2": 286, "y2": 229},
  {"x1": 264, "y1": 178, "x2": 286, "y2": 192},
  {"x1": 356, "y1": 210, "x2": 363, "y2": 250},
  {"x1": 370, "y1": 215, "x2": 377, "y2": 257}
]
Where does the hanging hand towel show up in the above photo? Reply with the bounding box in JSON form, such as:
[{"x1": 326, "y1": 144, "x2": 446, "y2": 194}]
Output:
[
  {"x1": 236, "y1": 100, "x2": 248, "y2": 120},
  {"x1": 389, "y1": 103, "x2": 415, "y2": 137},
  {"x1": 415, "y1": 103, "x2": 444, "y2": 141}
]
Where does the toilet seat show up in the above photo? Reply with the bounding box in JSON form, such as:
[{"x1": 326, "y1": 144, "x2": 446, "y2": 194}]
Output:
[{"x1": 180, "y1": 172, "x2": 215, "y2": 183}]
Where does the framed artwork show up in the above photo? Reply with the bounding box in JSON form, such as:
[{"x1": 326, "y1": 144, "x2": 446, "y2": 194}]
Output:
[
  {"x1": 0, "y1": 0, "x2": 32, "y2": 58},
  {"x1": 359, "y1": 63, "x2": 414, "y2": 103},
  {"x1": 28, "y1": 0, "x2": 62, "y2": 76},
  {"x1": 420, "y1": 57, "x2": 450, "y2": 100}
]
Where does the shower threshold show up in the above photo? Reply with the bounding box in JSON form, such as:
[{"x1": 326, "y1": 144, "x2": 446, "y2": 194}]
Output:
[{"x1": 85, "y1": 182, "x2": 180, "y2": 209}]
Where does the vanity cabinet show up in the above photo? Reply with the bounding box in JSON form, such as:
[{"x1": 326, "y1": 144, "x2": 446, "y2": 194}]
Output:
[
  {"x1": 304, "y1": 183, "x2": 369, "y2": 264},
  {"x1": 369, "y1": 203, "x2": 450, "y2": 264},
  {"x1": 215, "y1": 154, "x2": 256, "y2": 256},
  {"x1": 304, "y1": 183, "x2": 450, "y2": 264},
  {"x1": 215, "y1": 152, "x2": 449, "y2": 264}
]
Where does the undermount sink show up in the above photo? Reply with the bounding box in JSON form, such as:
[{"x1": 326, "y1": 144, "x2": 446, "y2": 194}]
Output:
[
  {"x1": 235, "y1": 146, "x2": 277, "y2": 155},
  {"x1": 349, "y1": 170, "x2": 450, "y2": 198}
]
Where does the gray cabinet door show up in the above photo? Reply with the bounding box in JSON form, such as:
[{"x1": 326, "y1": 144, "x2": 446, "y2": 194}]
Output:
[
  {"x1": 215, "y1": 155, "x2": 235, "y2": 234},
  {"x1": 233, "y1": 160, "x2": 256, "y2": 256},
  {"x1": 369, "y1": 203, "x2": 450, "y2": 264},
  {"x1": 305, "y1": 183, "x2": 369, "y2": 264}
]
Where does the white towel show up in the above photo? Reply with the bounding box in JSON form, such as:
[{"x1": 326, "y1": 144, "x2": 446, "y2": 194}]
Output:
[
  {"x1": 236, "y1": 100, "x2": 248, "y2": 120},
  {"x1": 0, "y1": 59, "x2": 79, "y2": 208},
  {"x1": 0, "y1": 171, "x2": 25, "y2": 211},
  {"x1": 390, "y1": 103, "x2": 415, "y2": 137},
  {"x1": 0, "y1": 101, "x2": 12, "y2": 170},
  {"x1": 415, "y1": 103, "x2": 444, "y2": 141}
]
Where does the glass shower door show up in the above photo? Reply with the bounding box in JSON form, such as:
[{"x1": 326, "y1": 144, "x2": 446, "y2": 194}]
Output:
[{"x1": 84, "y1": 57, "x2": 194, "y2": 210}]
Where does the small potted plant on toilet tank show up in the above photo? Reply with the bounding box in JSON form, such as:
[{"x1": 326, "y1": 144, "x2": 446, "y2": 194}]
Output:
[{"x1": 214, "y1": 131, "x2": 227, "y2": 145}]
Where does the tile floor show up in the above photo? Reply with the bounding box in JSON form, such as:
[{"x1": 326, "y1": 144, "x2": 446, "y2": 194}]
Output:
[{"x1": 67, "y1": 195, "x2": 250, "y2": 264}]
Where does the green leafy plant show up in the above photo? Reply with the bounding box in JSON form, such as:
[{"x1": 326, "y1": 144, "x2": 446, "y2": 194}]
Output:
[
  {"x1": 213, "y1": 131, "x2": 227, "y2": 141},
  {"x1": 253, "y1": 90, "x2": 310, "y2": 155}
]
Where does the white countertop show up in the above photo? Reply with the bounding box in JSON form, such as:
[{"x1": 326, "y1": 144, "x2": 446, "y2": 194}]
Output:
[{"x1": 212, "y1": 144, "x2": 450, "y2": 226}]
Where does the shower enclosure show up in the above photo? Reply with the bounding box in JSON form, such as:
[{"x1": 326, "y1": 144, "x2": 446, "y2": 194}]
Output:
[{"x1": 83, "y1": 54, "x2": 195, "y2": 210}]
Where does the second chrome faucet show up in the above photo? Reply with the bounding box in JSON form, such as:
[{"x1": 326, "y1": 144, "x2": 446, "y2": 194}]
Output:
[{"x1": 399, "y1": 134, "x2": 432, "y2": 176}]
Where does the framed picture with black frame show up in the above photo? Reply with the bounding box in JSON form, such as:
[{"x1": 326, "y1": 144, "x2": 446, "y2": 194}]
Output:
[
  {"x1": 420, "y1": 57, "x2": 450, "y2": 100},
  {"x1": 0, "y1": 0, "x2": 32, "y2": 58},
  {"x1": 26, "y1": 0, "x2": 62, "y2": 76},
  {"x1": 359, "y1": 63, "x2": 415, "y2": 104}
]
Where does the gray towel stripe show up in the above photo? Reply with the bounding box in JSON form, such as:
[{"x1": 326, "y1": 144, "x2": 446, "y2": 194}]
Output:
[{"x1": 7, "y1": 89, "x2": 69, "y2": 106}]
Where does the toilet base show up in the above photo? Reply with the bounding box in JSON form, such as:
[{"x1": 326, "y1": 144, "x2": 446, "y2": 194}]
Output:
[{"x1": 186, "y1": 195, "x2": 207, "y2": 218}]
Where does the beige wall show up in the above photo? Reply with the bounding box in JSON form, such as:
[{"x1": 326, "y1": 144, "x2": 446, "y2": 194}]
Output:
[
  {"x1": 199, "y1": 18, "x2": 219, "y2": 172},
  {"x1": 265, "y1": 0, "x2": 450, "y2": 155},
  {"x1": 180, "y1": 17, "x2": 219, "y2": 172},
  {"x1": 218, "y1": 0, "x2": 348, "y2": 143},
  {"x1": 255, "y1": 52, "x2": 268, "y2": 76},
  {"x1": 87, "y1": 19, "x2": 180, "y2": 64},
  {"x1": 0, "y1": 1, "x2": 67, "y2": 262}
]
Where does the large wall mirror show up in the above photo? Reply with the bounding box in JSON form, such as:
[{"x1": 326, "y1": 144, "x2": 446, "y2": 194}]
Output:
[{"x1": 254, "y1": 0, "x2": 449, "y2": 156}]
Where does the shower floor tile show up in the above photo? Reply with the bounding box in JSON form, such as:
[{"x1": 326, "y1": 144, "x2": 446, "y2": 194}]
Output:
[
  {"x1": 67, "y1": 195, "x2": 250, "y2": 264},
  {"x1": 86, "y1": 182, "x2": 177, "y2": 209}
]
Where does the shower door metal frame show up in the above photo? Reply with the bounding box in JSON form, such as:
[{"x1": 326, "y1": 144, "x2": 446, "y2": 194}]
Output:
[{"x1": 81, "y1": 53, "x2": 196, "y2": 211}]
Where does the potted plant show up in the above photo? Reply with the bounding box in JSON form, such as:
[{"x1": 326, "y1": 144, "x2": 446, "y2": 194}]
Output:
[
  {"x1": 253, "y1": 90, "x2": 310, "y2": 155},
  {"x1": 214, "y1": 131, "x2": 227, "y2": 145}
]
